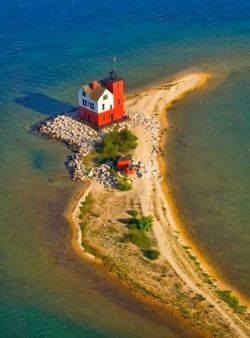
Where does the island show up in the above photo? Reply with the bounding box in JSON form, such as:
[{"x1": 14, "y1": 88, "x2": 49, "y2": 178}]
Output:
[{"x1": 37, "y1": 69, "x2": 249, "y2": 338}]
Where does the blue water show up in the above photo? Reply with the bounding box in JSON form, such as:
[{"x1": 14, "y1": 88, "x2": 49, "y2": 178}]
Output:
[{"x1": 0, "y1": 0, "x2": 249, "y2": 337}]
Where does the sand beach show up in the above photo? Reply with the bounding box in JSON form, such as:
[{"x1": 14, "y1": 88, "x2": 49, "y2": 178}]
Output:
[{"x1": 47, "y1": 72, "x2": 250, "y2": 337}]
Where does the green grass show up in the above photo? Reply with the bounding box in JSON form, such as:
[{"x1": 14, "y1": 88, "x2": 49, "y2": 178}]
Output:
[
  {"x1": 82, "y1": 241, "x2": 99, "y2": 256},
  {"x1": 121, "y1": 214, "x2": 160, "y2": 260},
  {"x1": 109, "y1": 168, "x2": 119, "y2": 178},
  {"x1": 216, "y1": 290, "x2": 247, "y2": 314},
  {"x1": 82, "y1": 150, "x2": 98, "y2": 169},
  {"x1": 81, "y1": 127, "x2": 138, "y2": 172},
  {"x1": 127, "y1": 215, "x2": 154, "y2": 231},
  {"x1": 117, "y1": 177, "x2": 132, "y2": 191},
  {"x1": 127, "y1": 209, "x2": 138, "y2": 218},
  {"x1": 79, "y1": 193, "x2": 93, "y2": 219},
  {"x1": 123, "y1": 229, "x2": 151, "y2": 251}
]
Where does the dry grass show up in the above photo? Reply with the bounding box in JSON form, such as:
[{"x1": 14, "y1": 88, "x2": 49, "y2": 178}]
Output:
[{"x1": 80, "y1": 190, "x2": 236, "y2": 338}]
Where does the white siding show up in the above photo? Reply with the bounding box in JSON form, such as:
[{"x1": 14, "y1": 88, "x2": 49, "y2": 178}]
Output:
[
  {"x1": 97, "y1": 89, "x2": 113, "y2": 113},
  {"x1": 78, "y1": 87, "x2": 113, "y2": 114},
  {"x1": 78, "y1": 89, "x2": 98, "y2": 113}
]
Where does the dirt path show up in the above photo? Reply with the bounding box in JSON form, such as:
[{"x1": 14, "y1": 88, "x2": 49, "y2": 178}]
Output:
[
  {"x1": 69, "y1": 72, "x2": 249, "y2": 337},
  {"x1": 127, "y1": 73, "x2": 248, "y2": 337}
]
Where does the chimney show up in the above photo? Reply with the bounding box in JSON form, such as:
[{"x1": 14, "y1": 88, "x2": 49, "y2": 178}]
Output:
[{"x1": 90, "y1": 80, "x2": 98, "y2": 90}]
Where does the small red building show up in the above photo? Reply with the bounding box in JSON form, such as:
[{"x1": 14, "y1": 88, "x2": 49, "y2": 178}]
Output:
[
  {"x1": 78, "y1": 61, "x2": 124, "y2": 127},
  {"x1": 116, "y1": 155, "x2": 134, "y2": 176}
]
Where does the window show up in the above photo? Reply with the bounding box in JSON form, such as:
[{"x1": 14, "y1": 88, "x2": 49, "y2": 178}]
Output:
[
  {"x1": 102, "y1": 104, "x2": 105, "y2": 110},
  {"x1": 82, "y1": 90, "x2": 86, "y2": 97},
  {"x1": 118, "y1": 99, "x2": 120, "y2": 105},
  {"x1": 110, "y1": 105, "x2": 112, "y2": 109},
  {"x1": 117, "y1": 83, "x2": 119, "y2": 88},
  {"x1": 82, "y1": 99, "x2": 87, "y2": 106},
  {"x1": 103, "y1": 94, "x2": 108, "y2": 100},
  {"x1": 103, "y1": 115, "x2": 105, "y2": 121},
  {"x1": 90, "y1": 103, "x2": 94, "y2": 110}
]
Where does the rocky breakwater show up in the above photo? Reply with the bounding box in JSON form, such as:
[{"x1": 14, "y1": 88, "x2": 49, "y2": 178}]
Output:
[
  {"x1": 126, "y1": 111, "x2": 161, "y2": 158},
  {"x1": 39, "y1": 111, "x2": 162, "y2": 186}
]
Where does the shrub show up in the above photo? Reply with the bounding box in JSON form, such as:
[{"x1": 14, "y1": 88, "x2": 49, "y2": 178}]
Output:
[
  {"x1": 128, "y1": 230, "x2": 151, "y2": 250},
  {"x1": 193, "y1": 293, "x2": 206, "y2": 302},
  {"x1": 216, "y1": 290, "x2": 247, "y2": 314},
  {"x1": 117, "y1": 177, "x2": 132, "y2": 191},
  {"x1": 127, "y1": 209, "x2": 138, "y2": 218},
  {"x1": 144, "y1": 249, "x2": 160, "y2": 260},
  {"x1": 127, "y1": 215, "x2": 154, "y2": 231},
  {"x1": 98, "y1": 127, "x2": 138, "y2": 159}
]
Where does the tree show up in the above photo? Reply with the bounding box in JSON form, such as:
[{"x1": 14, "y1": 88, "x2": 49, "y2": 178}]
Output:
[
  {"x1": 144, "y1": 249, "x2": 160, "y2": 260},
  {"x1": 127, "y1": 215, "x2": 154, "y2": 231},
  {"x1": 98, "y1": 127, "x2": 138, "y2": 159}
]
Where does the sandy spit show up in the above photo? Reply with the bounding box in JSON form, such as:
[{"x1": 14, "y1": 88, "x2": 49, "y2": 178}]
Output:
[{"x1": 66, "y1": 72, "x2": 249, "y2": 338}]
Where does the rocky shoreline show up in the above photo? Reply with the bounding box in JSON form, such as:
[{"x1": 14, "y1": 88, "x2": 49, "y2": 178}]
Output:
[
  {"x1": 38, "y1": 110, "x2": 162, "y2": 188},
  {"x1": 37, "y1": 72, "x2": 249, "y2": 338}
]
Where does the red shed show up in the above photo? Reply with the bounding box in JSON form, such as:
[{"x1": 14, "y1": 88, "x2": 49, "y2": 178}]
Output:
[{"x1": 116, "y1": 155, "x2": 134, "y2": 175}]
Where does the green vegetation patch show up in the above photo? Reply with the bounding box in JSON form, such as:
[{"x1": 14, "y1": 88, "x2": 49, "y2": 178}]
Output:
[
  {"x1": 97, "y1": 126, "x2": 138, "y2": 160},
  {"x1": 216, "y1": 290, "x2": 247, "y2": 314},
  {"x1": 127, "y1": 209, "x2": 138, "y2": 218},
  {"x1": 123, "y1": 229, "x2": 151, "y2": 251},
  {"x1": 79, "y1": 193, "x2": 93, "y2": 219},
  {"x1": 82, "y1": 150, "x2": 98, "y2": 169},
  {"x1": 193, "y1": 293, "x2": 206, "y2": 303},
  {"x1": 127, "y1": 215, "x2": 154, "y2": 231},
  {"x1": 121, "y1": 213, "x2": 160, "y2": 260},
  {"x1": 144, "y1": 249, "x2": 160, "y2": 260},
  {"x1": 117, "y1": 177, "x2": 132, "y2": 191}
]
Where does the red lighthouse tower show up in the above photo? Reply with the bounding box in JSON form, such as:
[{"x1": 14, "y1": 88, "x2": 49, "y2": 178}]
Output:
[
  {"x1": 78, "y1": 57, "x2": 125, "y2": 127},
  {"x1": 104, "y1": 64, "x2": 124, "y2": 122}
]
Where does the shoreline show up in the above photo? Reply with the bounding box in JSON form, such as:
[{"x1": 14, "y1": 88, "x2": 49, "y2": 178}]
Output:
[
  {"x1": 61, "y1": 72, "x2": 249, "y2": 337},
  {"x1": 64, "y1": 182, "x2": 202, "y2": 338},
  {"x1": 156, "y1": 75, "x2": 250, "y2": 308},
  {"x1": 126, "y1": 70, "x2": 249, "y2": 307}
]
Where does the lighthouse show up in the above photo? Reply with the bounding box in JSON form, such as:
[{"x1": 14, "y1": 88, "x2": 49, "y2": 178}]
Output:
[{"x1": 78, "y1": 58, "x2": 124, "y2": 127}]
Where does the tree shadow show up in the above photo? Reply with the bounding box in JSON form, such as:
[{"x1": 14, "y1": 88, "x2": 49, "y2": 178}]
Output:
[
  {"x1": 117, "y1": 218, "x2": 131, "y2": 226},
  {"x1": 15, "y1": 92, "x2": 76, "y2": 117}
]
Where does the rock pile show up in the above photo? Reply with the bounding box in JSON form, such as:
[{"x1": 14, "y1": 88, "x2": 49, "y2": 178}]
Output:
[
  {"x1": 126, "y1": 111, "x2": 161, "y2": 157},
  {"x1": 40, "y1": 115, "x2": 101, "y2": 156},
  {"x1": 38, "y1": 110, "x2": 162, "y2": 186},
  {"x1": 87, "y1": 164, "x2": 118, "y2": 188}
]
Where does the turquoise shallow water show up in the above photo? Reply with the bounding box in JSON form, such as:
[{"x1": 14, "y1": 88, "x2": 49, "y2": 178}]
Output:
[
  {"x1": 0, "y1": 0, "x2": 250, "y2": 337},
  {"x1": 166, "y1": 62, "x2": 250, "y2": 296}
]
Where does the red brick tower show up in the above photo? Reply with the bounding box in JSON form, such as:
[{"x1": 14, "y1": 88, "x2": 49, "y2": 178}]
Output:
[{"x1": 104, "y1": 67, "x2": 124, "y2": 122}]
